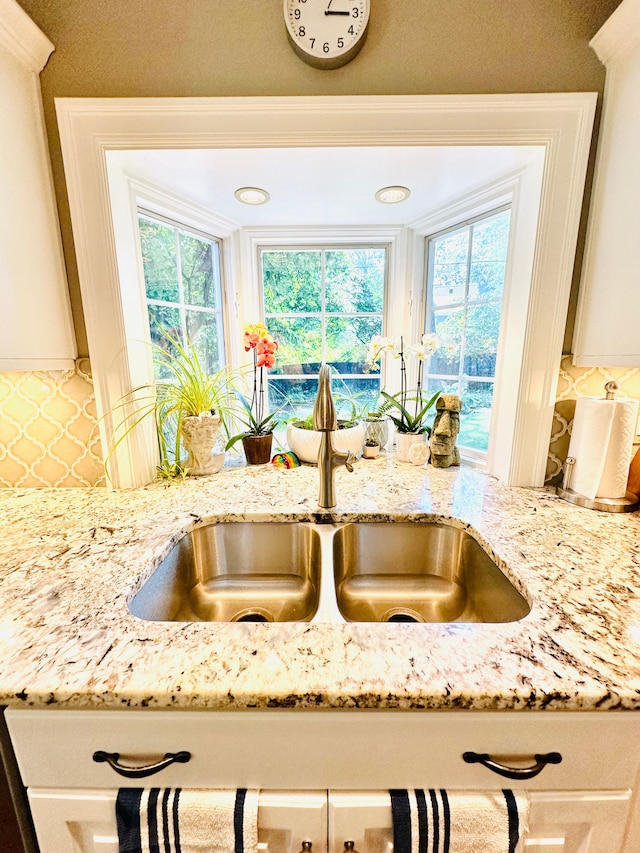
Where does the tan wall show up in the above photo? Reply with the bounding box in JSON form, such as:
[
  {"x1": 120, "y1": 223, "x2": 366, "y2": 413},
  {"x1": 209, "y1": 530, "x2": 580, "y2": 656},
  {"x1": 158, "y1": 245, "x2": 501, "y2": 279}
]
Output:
[{"x1": 17, "y1": 0, "x2": 621, "y2": 357}]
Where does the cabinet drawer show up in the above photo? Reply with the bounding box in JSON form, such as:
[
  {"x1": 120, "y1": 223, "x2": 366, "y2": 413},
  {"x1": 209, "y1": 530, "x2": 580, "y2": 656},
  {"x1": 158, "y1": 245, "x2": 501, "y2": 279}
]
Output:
[{"x1": 7, "y1": 709, "x2": 640, "y2": 791}]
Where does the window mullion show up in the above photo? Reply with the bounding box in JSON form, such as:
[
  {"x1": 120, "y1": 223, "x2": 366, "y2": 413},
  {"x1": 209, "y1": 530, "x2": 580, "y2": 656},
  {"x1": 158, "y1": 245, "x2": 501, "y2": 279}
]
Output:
[
  {"x1": 174, "y1": 228, "x2": 187, "y2": 342},
  {"x1": 320, "y1": 250, "x2": 327, "y2": 365}
]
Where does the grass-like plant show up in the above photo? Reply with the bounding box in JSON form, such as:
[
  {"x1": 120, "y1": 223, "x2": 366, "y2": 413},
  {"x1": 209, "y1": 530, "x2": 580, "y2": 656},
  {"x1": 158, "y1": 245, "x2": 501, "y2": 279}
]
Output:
[{"x1": 104, "y1": 328, "x2": 236, "y2": 481}]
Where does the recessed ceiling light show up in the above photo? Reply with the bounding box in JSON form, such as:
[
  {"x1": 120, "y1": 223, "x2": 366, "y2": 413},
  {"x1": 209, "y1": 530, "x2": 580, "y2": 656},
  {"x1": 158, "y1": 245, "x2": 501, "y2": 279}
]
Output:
[
  {"x1": 375, "y1": 185, "x2": 411, "y2": 204},
  {"x1": 234, "y1": 186, "x2": 270, "y2": 205}
]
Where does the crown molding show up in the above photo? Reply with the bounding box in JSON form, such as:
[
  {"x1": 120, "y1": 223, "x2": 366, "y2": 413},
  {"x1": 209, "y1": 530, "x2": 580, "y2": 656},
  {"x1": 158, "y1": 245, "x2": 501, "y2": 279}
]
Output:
[
  {"x1": 0, "y1": 0, "x2": 53, "y2": 72},
  {"x1": 591, "y1": 0, "x2": 640, "y2": 66}
]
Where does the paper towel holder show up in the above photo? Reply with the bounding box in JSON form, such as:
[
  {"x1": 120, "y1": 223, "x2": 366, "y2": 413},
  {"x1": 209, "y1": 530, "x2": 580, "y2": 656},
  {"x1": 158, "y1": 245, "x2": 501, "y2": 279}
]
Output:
[{"x1": 557, "y1": 460, "x2": 638, "y2": 512}]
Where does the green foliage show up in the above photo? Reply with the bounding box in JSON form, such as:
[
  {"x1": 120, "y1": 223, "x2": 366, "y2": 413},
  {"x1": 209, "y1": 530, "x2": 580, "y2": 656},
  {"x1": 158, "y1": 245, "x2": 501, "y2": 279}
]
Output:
[
  {"x1": 225, "y1": 391, "x2": 282, "y2": 450},
  {"x1": 262, "y1": 248, "x2": 385, "y2": 375},
  {"x1": 377, "y1": 389, "x2": 441, "y2": 436},
  {"x1": 104, "y1": 327, "x2": 236, "y2": 481}
]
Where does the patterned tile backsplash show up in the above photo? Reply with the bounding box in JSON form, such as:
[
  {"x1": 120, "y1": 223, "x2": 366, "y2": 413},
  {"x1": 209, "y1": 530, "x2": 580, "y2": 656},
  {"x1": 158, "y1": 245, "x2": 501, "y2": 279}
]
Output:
[
  {"x1": 547, "y1": 356, "x2": 640, "y2": 485},
  {"x1": 0, "y1": 359, "x2": 104, "y2": 488},
  {"x1": 1, "y1": 356, "x2": 638, "y2": 489}
]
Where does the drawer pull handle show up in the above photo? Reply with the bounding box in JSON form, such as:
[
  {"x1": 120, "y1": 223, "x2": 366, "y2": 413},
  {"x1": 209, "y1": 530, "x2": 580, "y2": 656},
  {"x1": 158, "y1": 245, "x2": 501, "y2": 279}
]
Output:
[
  {"x1": 92, "y1": 750, "x2": 191, "y2": 778},
  {"x1": 462, "y1": 751, "x2": 562, "y2": 780}
]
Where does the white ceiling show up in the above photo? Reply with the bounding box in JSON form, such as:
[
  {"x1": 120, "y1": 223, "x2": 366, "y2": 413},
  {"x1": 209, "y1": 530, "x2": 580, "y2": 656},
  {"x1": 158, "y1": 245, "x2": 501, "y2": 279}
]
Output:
[{"x1": 109, "y1": 145, "x2": 541, "y2": 228}]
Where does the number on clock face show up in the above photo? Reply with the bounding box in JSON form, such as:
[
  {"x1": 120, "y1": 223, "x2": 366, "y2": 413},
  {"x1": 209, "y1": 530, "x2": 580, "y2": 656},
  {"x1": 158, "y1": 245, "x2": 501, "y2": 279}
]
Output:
[{"x1": 284, "y1": 0, "x2": 369, "y2": 63}]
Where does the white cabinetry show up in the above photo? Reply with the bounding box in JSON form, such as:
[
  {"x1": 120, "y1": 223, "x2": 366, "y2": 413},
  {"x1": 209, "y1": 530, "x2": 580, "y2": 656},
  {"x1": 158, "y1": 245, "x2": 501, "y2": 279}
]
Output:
[
  {"x1": 0, "y1": 0, "x2": 75, "y2": 370},
  {"x1": 6, "y1": 709, "x2": 640, "y2": 853},
  {"x1": 572, "y1": 0, "x2": 640, "y2": 367}
]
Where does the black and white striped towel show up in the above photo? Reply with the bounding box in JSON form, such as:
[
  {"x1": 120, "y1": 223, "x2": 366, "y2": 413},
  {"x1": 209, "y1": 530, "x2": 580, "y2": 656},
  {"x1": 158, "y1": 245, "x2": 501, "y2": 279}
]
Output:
[
  {"x1": 116, "y1": 788, "x2": 259, "y2": 853},
  {"x1": 390, "y1": 789, "x2": 527, "y2": 853}
]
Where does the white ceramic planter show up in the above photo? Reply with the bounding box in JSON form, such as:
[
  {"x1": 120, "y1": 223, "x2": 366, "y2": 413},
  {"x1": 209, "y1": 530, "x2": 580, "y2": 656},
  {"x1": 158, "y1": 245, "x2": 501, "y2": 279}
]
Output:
[
  {"x1": 395, "y1": 431, "x2": 426, "y2": 463},
  {"x1": 286, "y1": 421, "x2": 365, "y2": 465},
  {"x1": 180, "y1": 411, "x2": 224, "y2": 475}
]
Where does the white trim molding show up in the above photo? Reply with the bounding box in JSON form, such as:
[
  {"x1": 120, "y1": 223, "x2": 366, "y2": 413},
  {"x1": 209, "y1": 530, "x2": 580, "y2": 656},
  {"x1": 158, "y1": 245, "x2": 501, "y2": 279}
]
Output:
[
  {"x1": 590, "y1": 0, "x2": 640, "y2": 66},
  {"x1": 55, "y1": 94, "x2": 596, "y2": 489},
  {"x1": 0, "y1": 0, "x2": 53, "y2": 72}
]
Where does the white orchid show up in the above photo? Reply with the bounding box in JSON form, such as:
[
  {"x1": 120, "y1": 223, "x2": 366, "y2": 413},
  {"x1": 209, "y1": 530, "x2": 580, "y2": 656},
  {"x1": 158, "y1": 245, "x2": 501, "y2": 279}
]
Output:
[
  {"x1": 365, "y1": 335, "x2": 401, "y2": 370},
  {"x1": 410, "y1": 333, "x2": 440, "y2": 361}
]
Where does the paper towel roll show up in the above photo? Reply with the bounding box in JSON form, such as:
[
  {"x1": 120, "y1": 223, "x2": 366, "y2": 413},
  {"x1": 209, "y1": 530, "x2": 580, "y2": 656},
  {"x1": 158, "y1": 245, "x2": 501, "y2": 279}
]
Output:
[{"x1": 567, "y1": 396, "x2": 639, "y2": 500}]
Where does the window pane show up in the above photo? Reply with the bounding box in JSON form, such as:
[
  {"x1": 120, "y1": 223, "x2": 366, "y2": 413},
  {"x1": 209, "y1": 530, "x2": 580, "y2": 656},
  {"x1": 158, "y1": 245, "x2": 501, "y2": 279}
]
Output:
[
  {"x1": 180, "y1": 233, "x2": 218, "y2": 308},
  {"x1": 262, "y1": 250, "x2": 322, "y2": 313},
  {"x1": 429, "y1": 309, "x2": 463, "y2": 375},
  {"x1": 468, "y1": 212, "x2": 510, "y2": 300},
  {"x1": 268, "y1": 377, "x2": 319, "y2": 417},
  {"x1": 431, "y1": 229, "x2": 468, "y2": 307},
  {"x1": 147, "y1": 304, "x2": 181, "y2": 380},
  {"x1": 458, "y1": 380, "x2": 494, "y2": 453},
  {"x1": 266, "y1": 316, "x2": 323, "y2": 375},
  {"x1": 185, "y1": 310, "x2": 223, "y2": 374},
  {"x1": 332, "y1": 377, "x2": 381, "y2": 422},
  {"x1": 148, "y1": 304, "x2": 181, "y2": 345},
  {"x1": 464, "y1": 303, "x2": 500, "y2": 377},
  {"x1": 325, "y1": 315, "x2": 382, "y2": 374},
  {"x1": 325, "y1": 248, "x2": 385, "y2": 313},
  {"x1": 139, "y1": 218, "x2": 179, "y2": 302}
]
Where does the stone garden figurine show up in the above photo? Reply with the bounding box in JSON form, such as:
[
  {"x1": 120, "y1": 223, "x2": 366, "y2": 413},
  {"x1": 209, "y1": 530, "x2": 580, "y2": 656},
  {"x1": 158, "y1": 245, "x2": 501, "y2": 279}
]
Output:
[{"x1": 429, "y1": 394, "x2": 461, "y2": 468}]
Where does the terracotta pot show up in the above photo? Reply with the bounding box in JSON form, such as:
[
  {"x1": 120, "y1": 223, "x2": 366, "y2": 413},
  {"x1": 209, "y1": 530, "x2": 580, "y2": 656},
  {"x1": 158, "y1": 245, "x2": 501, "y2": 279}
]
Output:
[
  {"x1": 242, "y1": 433, "x2": 273, "y2": 465},
  {"x1": 395, "y1": 431, "x2": 425, "y2": 463}
]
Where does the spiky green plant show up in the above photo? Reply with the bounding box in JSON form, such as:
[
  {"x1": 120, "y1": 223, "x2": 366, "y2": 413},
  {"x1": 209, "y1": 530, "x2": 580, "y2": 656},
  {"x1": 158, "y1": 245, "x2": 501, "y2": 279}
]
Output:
[{"x1": 104, "y1": 329, "x2": 237, "y2": 481}]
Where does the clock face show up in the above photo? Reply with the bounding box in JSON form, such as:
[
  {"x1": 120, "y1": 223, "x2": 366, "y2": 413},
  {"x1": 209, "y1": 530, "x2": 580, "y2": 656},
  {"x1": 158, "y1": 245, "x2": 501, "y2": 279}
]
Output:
[{"x1": 284, "y1": 0, "x2": 370, "y2": 68}]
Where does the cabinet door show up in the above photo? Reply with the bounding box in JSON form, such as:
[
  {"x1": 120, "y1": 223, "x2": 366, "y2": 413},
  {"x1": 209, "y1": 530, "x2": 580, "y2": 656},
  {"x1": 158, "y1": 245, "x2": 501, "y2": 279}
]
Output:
[
  {"x1": 27, "y1": 789, "x2": 328, "y2": 853},
  {"x1": 328, "y1": 790, "x2": 632, "y2": 853}
]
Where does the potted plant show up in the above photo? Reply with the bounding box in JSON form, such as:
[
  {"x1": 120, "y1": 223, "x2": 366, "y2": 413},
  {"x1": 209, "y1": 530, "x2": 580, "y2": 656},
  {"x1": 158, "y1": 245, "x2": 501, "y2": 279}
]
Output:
[
  {"x1": 362, "y1": 438, "x2": 381, "y2": 459},
  {"x1": 366, "y1": 334, "x2": 441, "y2": 462},
  {"x1": 225, "y1": 323, "x2": 280, "y2": 465},
  {"x1": 285, "y1": 375, "x2": 366, "y2": 464},
  {"x1": 105, "y1": 328, "x2": 235, "y2": 480}
]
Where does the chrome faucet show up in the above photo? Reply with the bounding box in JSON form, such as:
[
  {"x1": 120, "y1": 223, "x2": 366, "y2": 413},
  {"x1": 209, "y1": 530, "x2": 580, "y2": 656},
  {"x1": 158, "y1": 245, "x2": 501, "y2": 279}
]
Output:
[{"x1": 313, "y1": 365, "x2": 356, "y2": 509}]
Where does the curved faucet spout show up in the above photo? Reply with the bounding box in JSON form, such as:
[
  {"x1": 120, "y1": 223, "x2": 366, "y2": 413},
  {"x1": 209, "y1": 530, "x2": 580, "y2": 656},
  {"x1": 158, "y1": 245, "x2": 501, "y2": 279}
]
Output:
[
  {"x1": 313, "y1": 364, "x2": 337, "y2": 432},
  {"x1": 313, "y1": 365, "x2": 356, "y2": 508}
]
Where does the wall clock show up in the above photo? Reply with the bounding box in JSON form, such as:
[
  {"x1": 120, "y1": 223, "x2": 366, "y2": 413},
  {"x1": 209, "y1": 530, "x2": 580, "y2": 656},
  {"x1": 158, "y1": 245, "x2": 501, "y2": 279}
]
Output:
[{"x1": 284, "y1": 0, "x2": 370, "y2": 69}]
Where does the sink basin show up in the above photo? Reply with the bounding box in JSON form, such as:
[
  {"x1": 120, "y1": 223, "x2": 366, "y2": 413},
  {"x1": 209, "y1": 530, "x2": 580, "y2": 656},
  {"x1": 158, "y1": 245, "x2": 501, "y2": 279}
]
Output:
[
  {"x1": 333, "y1": 522, "x2": 530, "y2": 623},
  {"x1": 129, "y1": 522, "x2": 322, "y2": 623}
]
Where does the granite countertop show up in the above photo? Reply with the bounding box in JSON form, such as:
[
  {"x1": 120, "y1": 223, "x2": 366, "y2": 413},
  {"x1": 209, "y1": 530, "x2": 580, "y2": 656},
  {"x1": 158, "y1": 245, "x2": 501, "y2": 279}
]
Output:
[{"x1": 0, "y1": 457, "x2": 639, "y2": 712}]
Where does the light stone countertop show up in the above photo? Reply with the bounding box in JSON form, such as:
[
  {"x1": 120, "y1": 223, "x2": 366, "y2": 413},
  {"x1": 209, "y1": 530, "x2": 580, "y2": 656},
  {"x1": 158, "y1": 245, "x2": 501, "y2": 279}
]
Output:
[{"x1": 0, "y1": 457, "x2": 639, "y2": 712}]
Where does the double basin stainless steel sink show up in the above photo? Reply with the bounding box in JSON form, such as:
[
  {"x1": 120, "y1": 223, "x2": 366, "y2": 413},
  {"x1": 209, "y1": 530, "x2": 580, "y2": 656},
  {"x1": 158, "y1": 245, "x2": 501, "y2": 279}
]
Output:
[{"x1": 129, "y1": 521, "x2": 530, "y2": 625}]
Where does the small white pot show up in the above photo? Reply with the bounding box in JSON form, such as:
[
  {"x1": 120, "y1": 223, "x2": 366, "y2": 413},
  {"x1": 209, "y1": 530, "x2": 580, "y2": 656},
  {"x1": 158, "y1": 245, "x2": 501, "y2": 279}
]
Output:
[
  {"x1": 395, "y1": 431, "x2": 426, "y2": 463},
  {"x1": 362, "y1": 443, "x2": 380, "y2": 459},
  {"x1": 286, "y1": 421, "x2": 365, "y2": 465}
]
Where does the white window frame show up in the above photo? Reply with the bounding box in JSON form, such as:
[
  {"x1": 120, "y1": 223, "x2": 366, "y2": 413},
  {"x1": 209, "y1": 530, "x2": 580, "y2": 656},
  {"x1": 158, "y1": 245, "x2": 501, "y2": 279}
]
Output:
[
  {"x1": 259, "y1": 242, "x2": 389, "y2": 410},
  {"x1": 56, "y1": 95, "x2": 596, "y2": 488},
  {"x1": 423, "y1": 204, "x2": 512, "y2": 467},
  {"x1": 137, "y1": 209, "x2": 227, "y2": 375}
]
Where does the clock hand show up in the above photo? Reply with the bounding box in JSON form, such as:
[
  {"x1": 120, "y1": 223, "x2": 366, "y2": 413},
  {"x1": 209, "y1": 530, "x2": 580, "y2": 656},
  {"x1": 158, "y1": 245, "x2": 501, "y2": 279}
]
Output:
[{"x1": 325, "y1": 0, "x2": 350, "y2": 14}]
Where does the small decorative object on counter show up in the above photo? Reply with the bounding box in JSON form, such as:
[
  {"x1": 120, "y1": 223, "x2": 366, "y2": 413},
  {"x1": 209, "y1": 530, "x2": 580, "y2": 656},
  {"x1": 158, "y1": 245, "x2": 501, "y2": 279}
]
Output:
[
  {"x1": 181, "y1": 411, "x2": 225, "y2": 476},
  {"x1": 429, "y1": 394, "x2": 461, "y2": 468},
  {"x1": 409, "y1": 439, "x2": 430, "y2": 466},
  {"x1": 271, "y1": 450, "x2": 301, "y2": 468},
  {"x1": 362, "y1": 439, "x2": 380, "y2": 459}
]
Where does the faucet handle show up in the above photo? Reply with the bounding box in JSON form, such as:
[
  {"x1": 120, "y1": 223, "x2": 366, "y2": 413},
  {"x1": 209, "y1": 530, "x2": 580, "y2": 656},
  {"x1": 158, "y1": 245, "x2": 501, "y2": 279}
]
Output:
[{"x1": 345, "y1": 451, "x2": 356, "y2": 473}]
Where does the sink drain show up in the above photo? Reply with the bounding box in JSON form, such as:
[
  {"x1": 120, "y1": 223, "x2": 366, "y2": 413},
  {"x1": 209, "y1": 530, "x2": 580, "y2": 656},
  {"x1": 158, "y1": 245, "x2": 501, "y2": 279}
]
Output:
[
  {"x1": 232, "y1": 609, "x2": 273, "y2": 623},
  {"x1": 383, "y1": 608, "x2": 424, "y2": 623}
]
